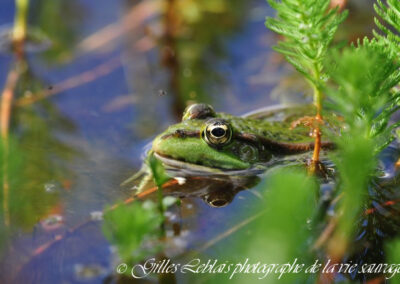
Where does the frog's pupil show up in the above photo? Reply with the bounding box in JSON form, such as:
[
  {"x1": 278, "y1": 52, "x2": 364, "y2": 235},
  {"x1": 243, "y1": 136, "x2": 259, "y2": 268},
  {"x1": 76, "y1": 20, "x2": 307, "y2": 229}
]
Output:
[{"x1": 212, "y1": 127, "x2": 225, "y2": 137}]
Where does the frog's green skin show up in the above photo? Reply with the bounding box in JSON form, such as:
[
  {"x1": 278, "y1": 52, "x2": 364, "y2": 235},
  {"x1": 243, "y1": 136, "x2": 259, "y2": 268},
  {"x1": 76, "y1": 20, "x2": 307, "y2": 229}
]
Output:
[{"x1": 152, "y1": 104, "x2": 334, "y2": 170}]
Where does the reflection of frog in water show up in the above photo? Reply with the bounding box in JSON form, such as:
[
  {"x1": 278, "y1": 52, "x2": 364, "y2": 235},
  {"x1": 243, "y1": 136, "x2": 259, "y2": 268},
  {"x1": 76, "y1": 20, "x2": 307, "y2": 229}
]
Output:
[{"x1": 128, "y1": 103, "x2": 336, "y2": 207}]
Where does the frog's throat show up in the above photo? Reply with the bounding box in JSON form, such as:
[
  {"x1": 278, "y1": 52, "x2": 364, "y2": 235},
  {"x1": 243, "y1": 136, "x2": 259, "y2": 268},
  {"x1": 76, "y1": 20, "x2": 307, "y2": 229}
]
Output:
[{"x1": 160, "y1": 129, "x2": 335, "y2": 154}]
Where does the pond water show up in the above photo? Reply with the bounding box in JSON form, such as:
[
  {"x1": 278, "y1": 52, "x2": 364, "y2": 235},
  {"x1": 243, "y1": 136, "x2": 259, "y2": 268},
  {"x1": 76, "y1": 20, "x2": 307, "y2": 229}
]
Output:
[{"x1": 0, "y1": 0, "x2": 391, "y2": 283}]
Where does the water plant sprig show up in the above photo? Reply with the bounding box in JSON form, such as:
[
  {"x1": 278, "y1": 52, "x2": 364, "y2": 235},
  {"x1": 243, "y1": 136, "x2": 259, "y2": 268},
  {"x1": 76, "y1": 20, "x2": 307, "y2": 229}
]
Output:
[
  {"x1": 323, "y1": 45, "x2": 398, "y2": 260},
  {"x1": 265, "y1": 0, "x2": 347, "y2": 167},
  {"x1": 374, "y1": 0, "x2": 400, "y2": 56}
]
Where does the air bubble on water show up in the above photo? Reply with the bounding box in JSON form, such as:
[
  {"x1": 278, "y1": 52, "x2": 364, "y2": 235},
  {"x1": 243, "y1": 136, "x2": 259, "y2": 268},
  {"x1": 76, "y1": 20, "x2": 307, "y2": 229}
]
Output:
[
  {"x1": 164, "y1": 211, "x2": 178, "y2": 221},
  {"x1": 174, "y1": 177, "x2": 186, "y2": 185},
  {"x1": 90, "y1": 211, "x2": 103, "y2": 221},
  {"x1": 172, "y1": 237, "x2": 187, "y2": 249},
  {"x1": 142, "y1": 200, "x2": 156, "y2": 210},
  {"x1": 44, "y1": 182, "x2": 59, "y2": 193},
  {"x1": 158, "y1": 89, "x2": 167, "y2": 96},
  {"x1": 180, "y1": 230, "x2": 190, "y2": 237},
  {"x1": 41, "y1": 214, "x2": 63, "y2": 230},
  {"x1": 74, "y1": 263, "x2": 107, "y2": 280}
]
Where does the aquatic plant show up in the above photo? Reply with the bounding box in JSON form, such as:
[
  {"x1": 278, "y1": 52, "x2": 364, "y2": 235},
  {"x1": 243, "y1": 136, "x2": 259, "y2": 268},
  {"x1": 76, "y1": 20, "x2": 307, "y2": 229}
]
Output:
[
  {"x1": 13, "y1": 0, "x2": 29, "y2": 44},
  {"x1": 103, "y1": 155, "x2": 178, "y2": 276},
  {"x1": 374, "y1": 0, "x2": 400, "y2": 56},
  {"x1": 265, "y1": 0, "x2": 347, "y2": 165},
  {"x1": 323, "y1": 46, "x2": 392, "y2": 261},
  {"x1": 231, "y1": 169, "x2": 318, "y2": 283},
  {"x1": 238, "y1": 0, "x2": 400, "y2": 281},
  {"x1": 103, "y1": 201, "x2": 163, "y2": 269},
  {"x1": 386, "y1": 239, "x2": 400, "y2": 283}
]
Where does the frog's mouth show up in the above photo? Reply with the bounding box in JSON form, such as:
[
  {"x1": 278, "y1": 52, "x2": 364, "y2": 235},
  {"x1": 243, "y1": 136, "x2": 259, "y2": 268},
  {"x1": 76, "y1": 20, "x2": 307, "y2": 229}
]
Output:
[
  {"x1": 152, "y1": 133, "x2": 252, "y2": 170},
  {"x1": 153, "y1": 152, "x2": 265, "y2": 176},
  {"x1": 154, "y1": 152, "x2": 227, "y2": 172}
]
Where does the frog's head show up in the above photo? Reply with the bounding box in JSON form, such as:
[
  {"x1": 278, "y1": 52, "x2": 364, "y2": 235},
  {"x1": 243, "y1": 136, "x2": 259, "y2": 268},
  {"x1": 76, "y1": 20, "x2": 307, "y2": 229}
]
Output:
[{"x1": 152, "y1": 104, "x2": 270, "y2": 170}]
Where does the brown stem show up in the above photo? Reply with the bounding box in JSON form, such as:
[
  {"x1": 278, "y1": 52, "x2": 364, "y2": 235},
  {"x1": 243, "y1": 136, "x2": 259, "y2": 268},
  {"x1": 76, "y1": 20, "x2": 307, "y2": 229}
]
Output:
[
  {"x1": 312, "y1": 113, "x2": 322, "y2": 162},
  {"x1": 309, "y1": 80, "x2": 323, "y2": 173},
  {"x1": 0, "y1": 68, "x2": 19, "y2": 226}
]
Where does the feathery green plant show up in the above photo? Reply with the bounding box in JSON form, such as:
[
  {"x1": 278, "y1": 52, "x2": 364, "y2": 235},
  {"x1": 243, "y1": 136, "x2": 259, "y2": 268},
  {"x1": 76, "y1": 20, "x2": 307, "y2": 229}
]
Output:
[
  {"x1": 265, "y1": 0, "x2": 347, "y2": 114},
  {"x1": 326, "y1": 43, "x2": 400, "y2": 152},
  {"x1": 265, "y1": 0, "x2": 347, "y2": 165},
  {"x1": 374, "y1": 0, "x2": 400, "y2": 55},
  {"x1": 323, "y1": 46, "x2": 397, "y2": 258}
]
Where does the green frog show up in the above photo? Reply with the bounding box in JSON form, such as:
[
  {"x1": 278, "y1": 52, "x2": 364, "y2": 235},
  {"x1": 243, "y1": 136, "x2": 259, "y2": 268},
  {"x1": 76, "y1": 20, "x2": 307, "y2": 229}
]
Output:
[
  {"x1": 125, "y1": 103, "x2": 336, "y2": 192},
  {"x1": 151, "y1": 103, "x2": 334, "y2": 170}
]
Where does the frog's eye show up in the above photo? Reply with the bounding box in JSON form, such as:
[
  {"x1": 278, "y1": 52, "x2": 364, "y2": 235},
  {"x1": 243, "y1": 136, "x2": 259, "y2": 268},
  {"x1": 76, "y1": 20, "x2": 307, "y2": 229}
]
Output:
[
  {"x1": 203, "y1": 119, "x2": 232, "y2": 146},
  {"x1": 182, "y1": 103, "x2": 216, "y2": 121}
]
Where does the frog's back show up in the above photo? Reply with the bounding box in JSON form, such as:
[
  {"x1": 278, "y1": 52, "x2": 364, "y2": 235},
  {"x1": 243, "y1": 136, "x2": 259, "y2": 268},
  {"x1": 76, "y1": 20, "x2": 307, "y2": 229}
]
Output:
[
  {"x1": 218, "y1": 104, "x2": 339, "y2": 144},
  {"x1": 217, "y1": 110, "x2": 313, "y2": 144}
]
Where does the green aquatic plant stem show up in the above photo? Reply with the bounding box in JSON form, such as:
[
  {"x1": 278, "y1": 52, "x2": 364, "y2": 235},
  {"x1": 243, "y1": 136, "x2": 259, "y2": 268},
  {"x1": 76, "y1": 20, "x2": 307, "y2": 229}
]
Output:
[
  {"x1": 13, "y1": 0, "x2": 29, "y2": 43},
  {"x1": 311, "y1": 66, "x2": 323, "y2": 164},
  {"x1": 265, "y1": 0, "x2": 347, "y2": 166},
  {"x1": 148, "y1": 153, "x2": 171, "y2": 237}
]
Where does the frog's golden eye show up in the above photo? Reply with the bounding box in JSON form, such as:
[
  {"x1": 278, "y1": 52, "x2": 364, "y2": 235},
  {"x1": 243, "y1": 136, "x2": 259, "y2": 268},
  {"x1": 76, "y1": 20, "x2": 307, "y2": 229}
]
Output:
[
  {"x1": 182, "y1": 103, "x2": 216, "y2": 121},
  {"x1": 203, "y1": 119, "x2": 232, "y2": 146}
]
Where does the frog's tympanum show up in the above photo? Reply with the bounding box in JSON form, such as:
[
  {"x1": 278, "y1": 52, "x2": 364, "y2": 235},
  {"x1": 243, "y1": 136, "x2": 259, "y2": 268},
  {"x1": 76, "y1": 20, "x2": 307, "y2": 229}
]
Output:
[{"x1": 152, "y1": 103, "x2": 333, "y2": 170}]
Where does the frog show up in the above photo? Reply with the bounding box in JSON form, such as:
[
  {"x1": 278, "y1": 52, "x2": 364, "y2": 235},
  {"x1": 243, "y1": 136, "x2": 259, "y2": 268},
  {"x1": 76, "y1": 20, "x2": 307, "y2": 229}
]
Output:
[
  {"x1": 151, "y1": 103, "x2": 334, "y2": 171},
  {"x1": 123, "y1": 103, "x2": 336, "y2": 192}
]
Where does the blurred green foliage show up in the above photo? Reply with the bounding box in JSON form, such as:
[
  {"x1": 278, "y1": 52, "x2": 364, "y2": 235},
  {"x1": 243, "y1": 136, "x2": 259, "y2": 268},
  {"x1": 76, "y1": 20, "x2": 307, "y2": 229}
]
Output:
[
  {"x1": 386, "y1": 239, "x2": 400, "y2": 283},
  {"x1": 148, "y1": 153, "x2": 171, "y2": 188},
  {"x1": 29, "y1": 0, "x2": 83, "y2": 63},
  {"x1": 103, "y1": 201, "x2": 163, "y2": 267},
  {"x1": 211, "y1": 168, "x2": 318, "y2": 283},
  {"x1": 162, "y1": 0, "x2": 248, "y2": 113},
  {"x1": 320, "y1": 42, "x2": 400, "y2": 259},
  {"x1": 325, "y1": 44, "x2": 400, "y2": 152},
  {"x1": 231, "y1": 169, "x2": 317, "y2": 283}
]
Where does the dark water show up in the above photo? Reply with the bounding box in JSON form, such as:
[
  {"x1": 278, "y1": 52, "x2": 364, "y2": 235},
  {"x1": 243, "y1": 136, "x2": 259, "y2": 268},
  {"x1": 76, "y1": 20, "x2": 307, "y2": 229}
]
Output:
[{"x1": 0, "y1": 0, "x2": 386, "y2": 283}]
